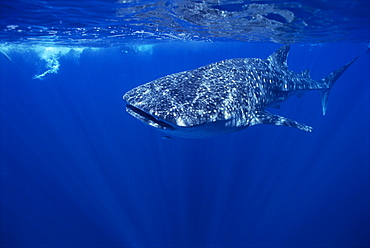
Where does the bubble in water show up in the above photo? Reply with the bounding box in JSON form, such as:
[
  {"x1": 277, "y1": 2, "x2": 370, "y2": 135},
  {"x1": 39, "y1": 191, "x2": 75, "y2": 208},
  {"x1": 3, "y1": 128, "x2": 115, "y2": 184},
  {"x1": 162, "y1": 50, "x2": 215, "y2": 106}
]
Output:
[{"x1": 33, "y1": 47, "x2": 84, "y2": 80}]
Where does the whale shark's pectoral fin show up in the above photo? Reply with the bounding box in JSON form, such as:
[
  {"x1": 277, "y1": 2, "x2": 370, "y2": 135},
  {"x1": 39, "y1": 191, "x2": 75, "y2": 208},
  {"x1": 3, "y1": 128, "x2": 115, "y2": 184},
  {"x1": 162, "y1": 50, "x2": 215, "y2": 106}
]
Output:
[{"x1": 253, "y1": 111, "x2": 313, "y2": 132}]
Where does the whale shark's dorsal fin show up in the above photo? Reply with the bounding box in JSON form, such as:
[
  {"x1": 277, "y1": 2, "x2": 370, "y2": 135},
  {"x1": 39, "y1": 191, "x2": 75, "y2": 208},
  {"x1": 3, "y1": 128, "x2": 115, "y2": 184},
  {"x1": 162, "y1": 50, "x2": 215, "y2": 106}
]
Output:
[{"x1": 267, "y1": 45, "x2": 290, "y2": 69}]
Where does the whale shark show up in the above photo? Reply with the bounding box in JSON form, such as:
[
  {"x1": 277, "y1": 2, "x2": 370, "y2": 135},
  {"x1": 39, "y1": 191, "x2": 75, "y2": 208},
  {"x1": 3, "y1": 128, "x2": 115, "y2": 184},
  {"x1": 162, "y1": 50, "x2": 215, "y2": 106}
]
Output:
[{"x1": 123, "y1": 45, "x2": 357, "y2": 138}]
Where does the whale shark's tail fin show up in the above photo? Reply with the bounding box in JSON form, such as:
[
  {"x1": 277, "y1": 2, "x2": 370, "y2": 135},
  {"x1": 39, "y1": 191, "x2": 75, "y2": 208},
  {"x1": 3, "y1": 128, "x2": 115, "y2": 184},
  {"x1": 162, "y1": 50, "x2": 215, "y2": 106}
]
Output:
[{"x1": 320, "y1": 57, "x2": 358, "y2": 115}]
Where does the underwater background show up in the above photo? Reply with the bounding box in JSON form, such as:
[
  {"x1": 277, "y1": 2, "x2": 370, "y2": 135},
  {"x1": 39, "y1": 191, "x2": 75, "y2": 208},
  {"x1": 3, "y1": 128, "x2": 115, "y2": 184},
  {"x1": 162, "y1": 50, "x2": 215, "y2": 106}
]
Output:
[{"x1": 1, "y1": 1, "x2": 369, "y2": 247}]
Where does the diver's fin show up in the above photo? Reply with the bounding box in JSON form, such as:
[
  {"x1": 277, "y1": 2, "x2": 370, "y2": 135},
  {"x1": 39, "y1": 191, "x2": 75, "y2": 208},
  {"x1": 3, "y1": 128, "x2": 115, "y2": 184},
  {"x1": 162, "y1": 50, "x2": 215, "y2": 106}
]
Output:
[
  {"x1": 320, "y1": 57, "x2": 358, "y2": 115},
  {"x1": 267, "y1": 45, "x2": 290, "y2": 69},
  {"x1": 253, "y1": 111, "x2": 313, "y2": 132}
]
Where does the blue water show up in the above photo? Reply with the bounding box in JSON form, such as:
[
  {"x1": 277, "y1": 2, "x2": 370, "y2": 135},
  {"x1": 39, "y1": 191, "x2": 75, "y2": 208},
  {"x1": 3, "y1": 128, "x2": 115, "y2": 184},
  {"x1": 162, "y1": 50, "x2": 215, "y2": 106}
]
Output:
[{"x1": 1, "y1": 1, "x2": 370, "y2": 248}]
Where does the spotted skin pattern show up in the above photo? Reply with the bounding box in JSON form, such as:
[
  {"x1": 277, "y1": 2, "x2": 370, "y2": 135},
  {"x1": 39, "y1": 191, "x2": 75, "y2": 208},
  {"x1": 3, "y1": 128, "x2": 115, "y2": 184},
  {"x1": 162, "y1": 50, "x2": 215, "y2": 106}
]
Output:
[{"x1": 123, "y1": 45, "x2": 356, "y2": 138}]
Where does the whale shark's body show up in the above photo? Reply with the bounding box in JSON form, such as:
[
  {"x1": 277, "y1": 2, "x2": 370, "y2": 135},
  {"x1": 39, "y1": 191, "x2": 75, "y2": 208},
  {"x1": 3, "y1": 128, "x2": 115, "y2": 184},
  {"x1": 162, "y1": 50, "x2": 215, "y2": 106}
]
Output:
[{"x1": 123, "y1": 45, "x2": 356, "y2": 138}]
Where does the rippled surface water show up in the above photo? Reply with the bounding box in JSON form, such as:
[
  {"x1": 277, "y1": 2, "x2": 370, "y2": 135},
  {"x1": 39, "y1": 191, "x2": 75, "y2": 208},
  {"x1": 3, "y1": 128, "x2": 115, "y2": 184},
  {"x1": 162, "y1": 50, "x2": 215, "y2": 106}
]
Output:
[{"x1": 1, "y1": 0, "x2": 369, "y2": 45}]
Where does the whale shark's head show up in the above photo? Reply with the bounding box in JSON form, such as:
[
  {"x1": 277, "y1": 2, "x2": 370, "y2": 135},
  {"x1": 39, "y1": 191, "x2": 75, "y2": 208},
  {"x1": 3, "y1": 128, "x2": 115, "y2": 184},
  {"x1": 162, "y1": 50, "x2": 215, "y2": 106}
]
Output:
[
  {"x1": 123, "y1": 86, "x2": 215, "y2": 138},
  {"x1": 123, "y1": 74, "x2": 248, "y2": 139}
]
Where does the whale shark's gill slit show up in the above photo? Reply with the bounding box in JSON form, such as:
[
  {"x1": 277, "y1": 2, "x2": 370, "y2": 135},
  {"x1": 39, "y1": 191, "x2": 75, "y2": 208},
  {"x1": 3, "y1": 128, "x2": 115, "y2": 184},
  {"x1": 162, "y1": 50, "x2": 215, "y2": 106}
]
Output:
[{"x1": 126, "y1": 105, "x2": 174, "y2": 131}]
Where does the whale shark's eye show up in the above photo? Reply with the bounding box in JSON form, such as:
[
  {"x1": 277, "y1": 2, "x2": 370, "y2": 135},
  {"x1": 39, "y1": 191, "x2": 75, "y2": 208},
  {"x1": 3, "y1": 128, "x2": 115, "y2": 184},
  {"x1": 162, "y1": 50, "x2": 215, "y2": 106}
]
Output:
[{"x1": 126, "y1": 105, "x2": 175, "y2": 130}]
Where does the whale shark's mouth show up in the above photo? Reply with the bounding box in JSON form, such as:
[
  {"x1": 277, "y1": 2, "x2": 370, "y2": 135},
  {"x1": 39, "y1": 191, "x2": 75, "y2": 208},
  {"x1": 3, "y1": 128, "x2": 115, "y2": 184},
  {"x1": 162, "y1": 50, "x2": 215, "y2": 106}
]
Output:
[{"x1": 126, "y1": 104, "x2": 175, "y2": 131}]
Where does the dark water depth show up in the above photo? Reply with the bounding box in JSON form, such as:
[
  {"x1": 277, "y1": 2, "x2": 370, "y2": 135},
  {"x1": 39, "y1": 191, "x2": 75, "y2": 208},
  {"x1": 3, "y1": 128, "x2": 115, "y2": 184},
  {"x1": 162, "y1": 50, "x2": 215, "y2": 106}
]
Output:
[{"x1": 1, "y1": 42, "x2": 369, "y2": 247}]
